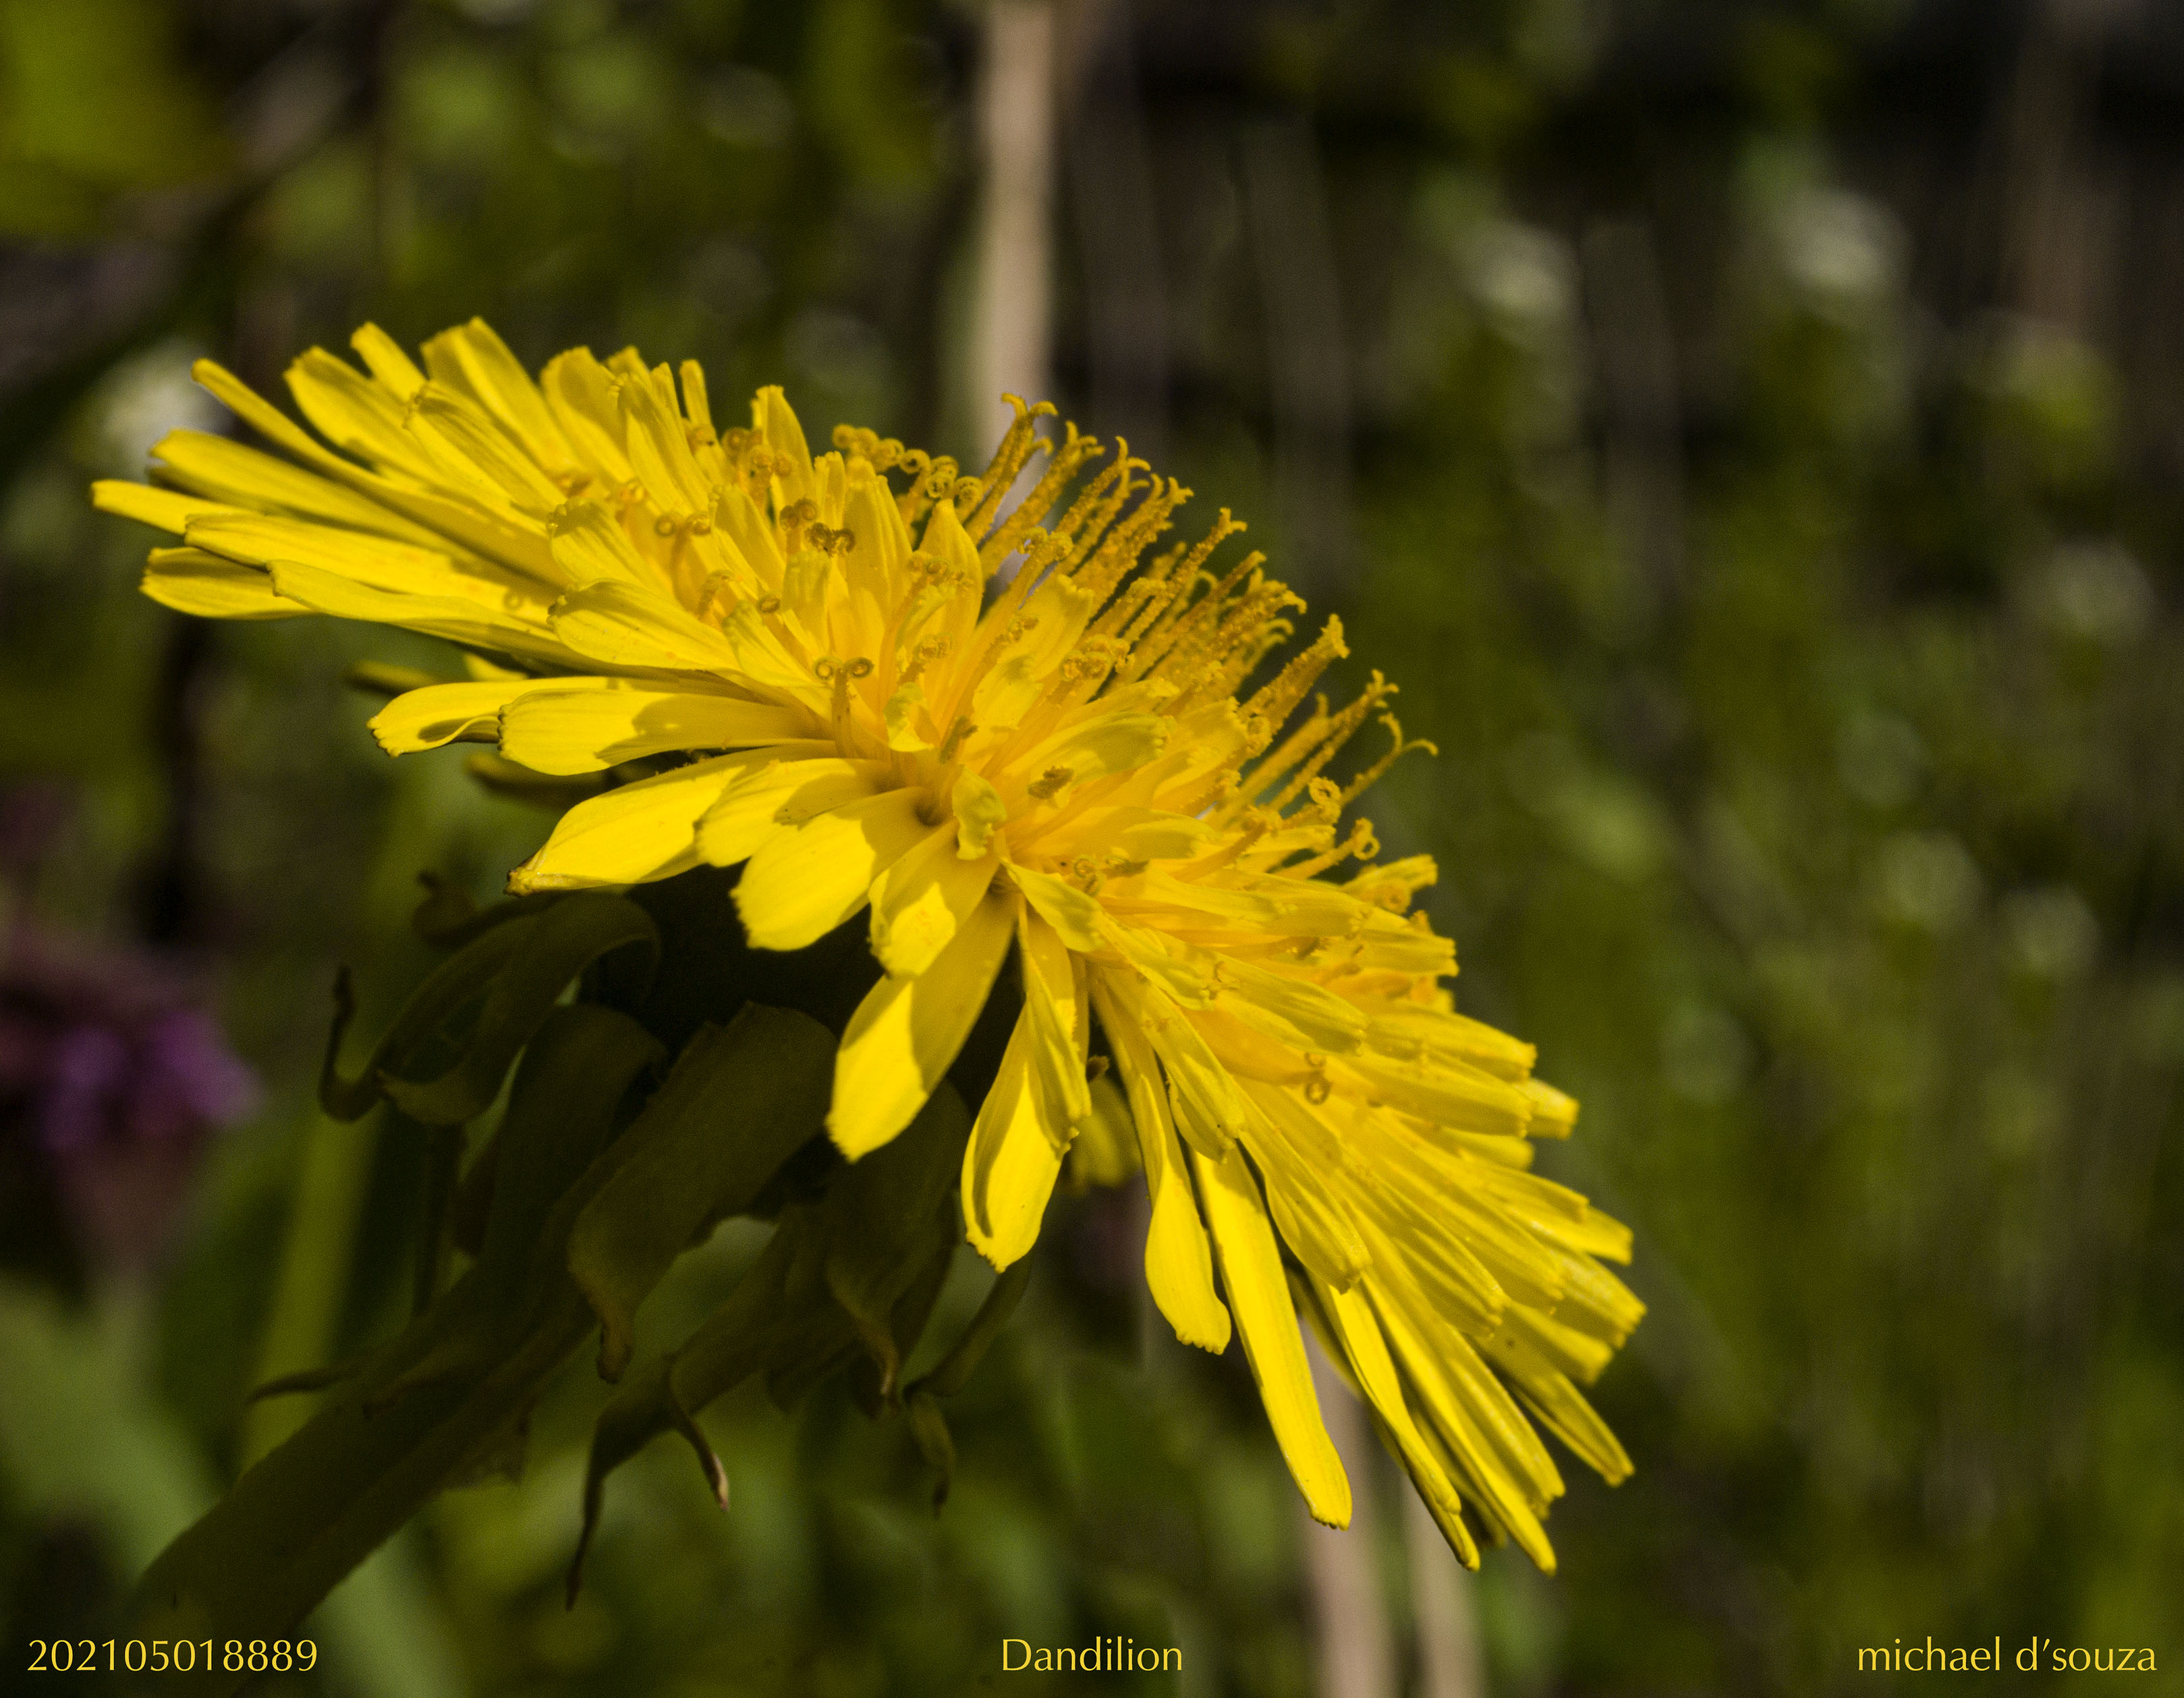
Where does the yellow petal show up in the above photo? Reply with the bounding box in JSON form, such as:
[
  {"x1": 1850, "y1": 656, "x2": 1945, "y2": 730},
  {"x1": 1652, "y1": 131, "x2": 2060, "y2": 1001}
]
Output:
[
  {"x1": 539, "y1": 347, "x2": 636, "y2": 489},
  {"x1": 755, "y1": 385, "x2": 814, "y2": 505},
  {"x1": 710, "y1": 484, "x2": 785, "y2": 595},
  {"x1": 507, "y1": 754, "x2": 758, "y2": 892},
  {"x1": 1192, "y1": 1142, "x2": 1351, "y2": 1527},
  {"x1": 885, "y1": 681, "x2": 936, "y2": 752},
  {"x1": 843, "y1": 466, "x2": 912, "y2": 590},
  {"x1": 1007, "y1": 861, "x2": 1107, "y2": 952},
  {"x1": 186, "y1": 510, "x2": 542, "y2": 613},
  {"x1": 618, "y1": 364, "x2": 715, "y2": 516},
  {"x1": 1236, "y1": 1081, "x2": 1369, "y2": 1291},
  {"x1": 693, "y1": 755, "x2": 886, "y2": 867},
  {"x1": 1013, "y1": 707, "x2": 1170, "y2": 791},
  {"x1": 499, "y1": 681, "x2": 813, "y2": 774},
  {"x1": 733, "y1": 787, "x2": 932, "y2": 950},
  {"x1": 868, "y1": 826, "x2": 996, "y2": 976},
  {"x1": 285, "y1": 347, "x2": 447, "y2": 485},
  {"x1": 422, "y1": 318, "x2": 578, "y2": 473},
  {"x1": 830, "y1": 885, "x2": 1017, "y2": 1160},
  {"x1": 350, "y1": 324, "x2": 426, "y2": 397},
  {"x1": 92, "y1": 480, "x2": 242, "y2": 535},
  {"x1": 264, "y1": 560, "x2": 577, "y2": 668},
  {"x1": 184, "y1": 362, "x2": 557, "y2": 578},
  {"x1": 961, "y1": 1013, "x2": 1064, "y2": 1269},
  {"x1": 370, "y1": 680, "x2": 536, "y2": 754},
  {"x1": 1067, "y1": 805, "x2": 1214, "y2": 864},
  {"x1": 971, "y1": 575, "x2": 1096, "y2": 730},
  {"x1": 1306, "y1": 1274, "x2": 1477, "y2": 1567},
  {"x1": 1213, "y1": 956, "x2": 1367, "y2": 1053},
  {"x1": 1091, "y1": 973, "x2": 1231, "y2": 1353},
  {"x1": 152, "y1": 428, "x2": 441, "y2": 546},
  {"x1": 1117, "y1": 976, "x2": 1246, "y2": 1156},
  {"x1": 1016, "y1": 909, "x2": 1091, "y2": 1147},
  {"x1": 1480, "y1": 1322, "x2": 1632, "y2": 1485},
  {"x1": 1368, "y1": 1271, "x2": 1559, "y2": 1570},
  {"x1": 546, "y1": 501, "x2": 661, "y2": 590},
  {"x1": 1329, "y1": 1050, "x2": 1531, "y2": 1137},
  {"x1": 408, "y1": 383, "x2": 566, "y2": 519},
  {"x1": 140, "y1": 548, "x2": 308, "y2": 621},
  {"x1": 548, "y1": 579, "x2": 744, "y2": 673}
]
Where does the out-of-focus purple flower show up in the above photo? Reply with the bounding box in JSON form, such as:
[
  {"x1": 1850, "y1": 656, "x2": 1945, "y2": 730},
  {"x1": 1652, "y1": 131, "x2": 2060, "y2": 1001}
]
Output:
[{"x1": 0, "y1": 921, "x2": 260, "y2": 1272}]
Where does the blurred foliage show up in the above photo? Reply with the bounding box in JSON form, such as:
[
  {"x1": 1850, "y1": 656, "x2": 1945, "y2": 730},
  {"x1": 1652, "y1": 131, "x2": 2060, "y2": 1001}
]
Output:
[{"x1": 5, "y1": 0, "x2": 2184, "y2": 1695}]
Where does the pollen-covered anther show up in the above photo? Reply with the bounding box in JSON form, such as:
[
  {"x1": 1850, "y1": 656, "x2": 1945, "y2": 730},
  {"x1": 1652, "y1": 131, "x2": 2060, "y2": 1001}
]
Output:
[
  {"x1": 1026, "y1": 766, "x2": 1075, "y2": 801},
  {"x1": 757, "y1": 595, "x2": 783, "y2": 614}
]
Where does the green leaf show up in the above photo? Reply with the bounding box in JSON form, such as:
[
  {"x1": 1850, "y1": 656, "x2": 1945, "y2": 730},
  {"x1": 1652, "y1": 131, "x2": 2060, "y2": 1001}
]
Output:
[
  {"x1": 122, "y1": 1009, "x2": 665, "y2": 1689},
  {"x1": 567, "y1": 1002, "x2": 835, "y2": 1381}
]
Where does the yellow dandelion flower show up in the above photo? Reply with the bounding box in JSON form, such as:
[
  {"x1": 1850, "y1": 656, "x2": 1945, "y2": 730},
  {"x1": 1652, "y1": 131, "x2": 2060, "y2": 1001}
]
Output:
[{"x1": 94, "y1": 318, "x2": 1642, "y2": 1568}]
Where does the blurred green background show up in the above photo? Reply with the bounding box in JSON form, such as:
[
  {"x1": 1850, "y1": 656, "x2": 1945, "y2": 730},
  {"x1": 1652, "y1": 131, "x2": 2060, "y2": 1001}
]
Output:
[{"x1": 4, "y1": 0, "x2": 2183, "y2": 1693}]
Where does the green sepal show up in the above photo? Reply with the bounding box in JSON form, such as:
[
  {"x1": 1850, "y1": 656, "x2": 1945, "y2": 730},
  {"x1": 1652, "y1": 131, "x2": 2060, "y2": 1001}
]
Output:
[
  {"x1": 567, "y1": 1003, "x2": 835, "y2": 1382},
  {"x1": 903, "y1": 1389, "x2": 956, "y2": 1512},
  {"x1": 896, "y1": 1256, "x2": 1033, "y2": 1510},
  {"x1": 464, "y1": 750, "x2": 605, "y2": 810},
  {"x1": 380, "y1": 893, "x2": 661, "y2": 1125},
  {"x1": 410, "y1": 870, "x2": 566, "y2": 950},
  {"x1": 568, "y1": 1218, "x2": 824, "y2": 1600},
  {"x1": 319, "y1": 922, "x2": 536, "y2": 1121},
  {"x1": 907, "y1": 1255, "x2": 1033, "y2": 1401},
  {"x1": 472, "y1": 1004, "x2": 665, "y2": 1339},
  {"x1": 815, "y1": 1084, "x2": 970, "y2": 1399}
]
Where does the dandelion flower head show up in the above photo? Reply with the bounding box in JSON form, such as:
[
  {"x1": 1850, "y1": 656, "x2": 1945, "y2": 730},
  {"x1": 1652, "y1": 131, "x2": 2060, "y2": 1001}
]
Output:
[{"x1": 96, "y1": 318, "x2": 1643, "y2": 1568}]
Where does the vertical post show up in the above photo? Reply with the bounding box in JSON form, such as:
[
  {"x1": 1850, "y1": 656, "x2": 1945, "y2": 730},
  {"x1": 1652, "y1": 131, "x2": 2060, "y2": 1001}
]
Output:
[
  {"x1": 1299, "y1": 1332, "x2": 1395, "y2": 1698},
  {"x1": 974, "y1": 0, "x2": 1058, "y2": 451},
  {"x1": 1404, "y1": 1488, "x2": 1487, "y2": 1698}
]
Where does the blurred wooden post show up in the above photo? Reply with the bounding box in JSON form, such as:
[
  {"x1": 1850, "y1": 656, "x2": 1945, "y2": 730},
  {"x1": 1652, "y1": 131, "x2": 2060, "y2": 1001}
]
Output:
[
  {"x1": 1404, "y1": 1488, "x2": 1487, "y2": 1698},
  {"x1": 1300, "y1": 1332, "x2": 1395, "y2": 1698},
  {"x1": 974, "y1": 0, "x2": 1057, "y2": 448}
]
